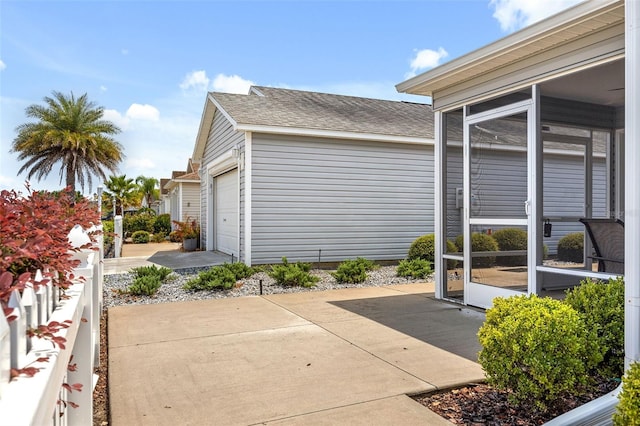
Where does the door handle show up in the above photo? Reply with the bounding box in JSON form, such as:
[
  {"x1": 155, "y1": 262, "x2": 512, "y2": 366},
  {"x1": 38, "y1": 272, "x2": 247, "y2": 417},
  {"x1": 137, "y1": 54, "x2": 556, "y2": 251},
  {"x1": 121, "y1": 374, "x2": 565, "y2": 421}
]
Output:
[{"x1": 524, "y1": 200, "x2": 531, "y2": 215}]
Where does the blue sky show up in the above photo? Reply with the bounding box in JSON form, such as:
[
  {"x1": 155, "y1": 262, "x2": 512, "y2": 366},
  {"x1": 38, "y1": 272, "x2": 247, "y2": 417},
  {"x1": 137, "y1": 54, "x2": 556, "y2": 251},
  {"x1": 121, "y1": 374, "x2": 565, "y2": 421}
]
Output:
[{"x1": 0, "y1": 0, "x2": 582, "y2": 195}]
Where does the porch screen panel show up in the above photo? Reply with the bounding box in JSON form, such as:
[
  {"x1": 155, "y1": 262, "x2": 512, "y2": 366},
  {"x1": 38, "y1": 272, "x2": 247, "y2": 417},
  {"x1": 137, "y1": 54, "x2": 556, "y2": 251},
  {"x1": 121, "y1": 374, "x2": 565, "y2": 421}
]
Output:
[
  {"x1": 470, "y1": 117, "x2": 528, "y2": 220},
  {"x1": 468, "y1": 113, "x2": 528, "y2": 292},
  {"x1": 443, "y1": 110, "x2": 464, "y2": 301}
]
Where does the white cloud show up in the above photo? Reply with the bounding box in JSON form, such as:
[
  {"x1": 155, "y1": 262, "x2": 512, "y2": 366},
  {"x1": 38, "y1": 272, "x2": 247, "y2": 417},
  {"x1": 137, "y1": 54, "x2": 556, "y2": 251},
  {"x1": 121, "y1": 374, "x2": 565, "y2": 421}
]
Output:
[
  {"x1": 180, "y1": 70, "x2": 210, "y2": 92},
  {"x1": 490, "y1": 0, "x2": 583, "y2": 32},
  {"x1": 102, "y1": 109, "x2": 129, "y2": 129},
  {"x1": 100, "y1": 85, "x2": 107, "y2": 92},
  {"x1": 212, "y1": 74, "x2": 254, "y2": 94},
  {"x1": 180, "y1": 70, "x2": 255, "y2": 94},
  {"x1": 0, "y1": 60, "x2": 5, "y2": 71},
  {"x1": 102, "y1": 103, "x2": 160, "y2": 130},
  {"x1": 126, "y1": 104, "x2": 160, "y2": 121},
  {"x1": 405, "y1": 47, "x2": 448, "y2": 79}
]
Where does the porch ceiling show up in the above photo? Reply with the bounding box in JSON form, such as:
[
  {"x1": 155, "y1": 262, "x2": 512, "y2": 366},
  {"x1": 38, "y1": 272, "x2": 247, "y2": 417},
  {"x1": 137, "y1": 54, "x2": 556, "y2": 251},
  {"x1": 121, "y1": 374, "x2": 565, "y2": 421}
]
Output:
[{"x1": 397, "y1": 0, "x2": 624, "y2": 104}]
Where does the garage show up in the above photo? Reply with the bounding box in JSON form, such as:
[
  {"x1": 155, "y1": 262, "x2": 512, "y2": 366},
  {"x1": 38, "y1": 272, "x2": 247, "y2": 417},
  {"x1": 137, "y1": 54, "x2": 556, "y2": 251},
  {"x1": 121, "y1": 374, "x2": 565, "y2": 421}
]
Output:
[{"x1": 215, "y1": 169, "x2": 238, "y2": 256}]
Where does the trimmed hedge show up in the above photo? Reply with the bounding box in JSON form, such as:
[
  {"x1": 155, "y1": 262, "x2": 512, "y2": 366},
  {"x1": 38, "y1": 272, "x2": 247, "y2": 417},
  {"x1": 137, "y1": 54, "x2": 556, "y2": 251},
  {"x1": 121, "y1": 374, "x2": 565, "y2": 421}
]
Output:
[
  {"x1": 408, "y1": 234, "x2": 458, "y2": 268},
  {"x1": 478, "y1": 294, "x2": 602, "y2": 411},
  {"x1": 492, "y1": 228, "x2": 527, "y2": 266},
  {"x1": 564, "y1": 277, "x2": 625, "y2": 378},
  {"x1": 614, "y1": 362, "x2": 640, "y2": 425},
  {"x1": 131, "y1": 230, "x2": 150, "y2": 244},
  {"x1": 455, "y1": 233, "x2": 499, "y2": 268},
  {"x1": 557, "y1": 232, "x2": 584, "y2": 263}
]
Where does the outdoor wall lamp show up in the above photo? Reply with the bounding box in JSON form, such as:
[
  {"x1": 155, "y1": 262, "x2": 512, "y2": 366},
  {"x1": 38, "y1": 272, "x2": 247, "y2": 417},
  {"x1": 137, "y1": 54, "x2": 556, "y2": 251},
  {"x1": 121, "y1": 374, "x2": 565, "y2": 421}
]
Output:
[{"x1": 544, "y1": 219, "x2": 552, "y2": 238}]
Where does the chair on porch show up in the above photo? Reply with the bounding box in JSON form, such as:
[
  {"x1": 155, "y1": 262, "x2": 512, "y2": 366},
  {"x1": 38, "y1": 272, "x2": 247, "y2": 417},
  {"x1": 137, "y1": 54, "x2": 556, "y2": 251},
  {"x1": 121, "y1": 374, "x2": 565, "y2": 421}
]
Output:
[{"x1": 579, "y1": 218, "x2": 625, "y2": 275}]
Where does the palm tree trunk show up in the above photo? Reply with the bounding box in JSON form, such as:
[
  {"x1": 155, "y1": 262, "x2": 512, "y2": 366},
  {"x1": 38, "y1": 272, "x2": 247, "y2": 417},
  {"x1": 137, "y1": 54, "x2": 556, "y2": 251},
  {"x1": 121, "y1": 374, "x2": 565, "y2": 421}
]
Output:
[{"x1": 66, "y1": 162, "x2": 76, "y2": 193}]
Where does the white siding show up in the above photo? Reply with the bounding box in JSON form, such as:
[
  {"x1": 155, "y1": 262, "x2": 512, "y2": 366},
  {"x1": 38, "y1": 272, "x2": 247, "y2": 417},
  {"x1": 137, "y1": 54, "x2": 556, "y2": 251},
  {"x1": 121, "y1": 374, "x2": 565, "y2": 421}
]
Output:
[
  {"x1": 200, "y1": 110, "x2": 244, "y2": 252},
  {"x1": 250, "y1": 134, "x2": 434, "y2": 264},
  {"x1": 181, "y1": 182, "x2": 200, "y2": 223}
]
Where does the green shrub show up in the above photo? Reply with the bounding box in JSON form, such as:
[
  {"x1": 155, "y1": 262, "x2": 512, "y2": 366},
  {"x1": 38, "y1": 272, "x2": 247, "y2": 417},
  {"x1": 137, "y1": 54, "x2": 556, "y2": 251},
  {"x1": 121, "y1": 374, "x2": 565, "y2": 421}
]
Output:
[
  {"x1": 182, "y1": 263, "x2": 255, "y2": 291},
  {"x1": 614, "y1": 362, "x2": 640, "y2": 426},
  {"x1": 127, "y1": 275, "x2": 162, "y2": 296},
  {"x1": 223, "y1": 262, "x2": 256, "y2": 280},
  {"x1": 153, "y1": 213, "x2": 172, "y2": 235},
  {"x1": 152, "y1": 231, "x2": 166, "y2": 243},
  {"x1": 564, "y1": 277, "x2": 625, "y2": 378},
  {"x1": 102, "y1": 220, "x2": 114, "y2": 246},
  {"x1": 268, "y1": 257, "x2": 319, "y2": 288},
  {"x1": 131, "y1": 265, "x2": 172, "y2": 281},
  {"x1": 408, "y1": 234, "x2": 436, "y2": 261},
  {"x1": 183, "y1": 266, "x2": 236, "y2": 291},
  {"x1": 332, "y1": 257, "x2": 378, "y2": 284},
  {"x1": 396, "y1": 258, "x2": 432, "y2": 279},
  {"x1": 131, "y1": 230, "x2": 150, "y2": 244},
  {"x1": 455, "y1": 233, "x2": 499, "y2": 268},
  {"x1": 557, "y1": 232, "x2": 584, "y2": 263},
  {"x1": 124, "y1": 211, "x2": 156, "y2": 235},
  {"x1": 478, "y1": 294, "x2": 602, "y2": 411},
  {"x1": 408, "y1": 234, "x2": 458, "y2": 268},
  {"x1": 492, "y1": 228, "x2": 527, "y2": 266}
]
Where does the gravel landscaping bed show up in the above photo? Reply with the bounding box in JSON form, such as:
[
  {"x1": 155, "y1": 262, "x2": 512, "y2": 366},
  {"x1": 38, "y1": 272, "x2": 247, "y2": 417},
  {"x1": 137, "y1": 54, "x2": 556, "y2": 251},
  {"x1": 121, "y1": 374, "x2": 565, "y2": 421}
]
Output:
[{"x1": 103, "y1": 265, "x2": 432, "y2": 308}]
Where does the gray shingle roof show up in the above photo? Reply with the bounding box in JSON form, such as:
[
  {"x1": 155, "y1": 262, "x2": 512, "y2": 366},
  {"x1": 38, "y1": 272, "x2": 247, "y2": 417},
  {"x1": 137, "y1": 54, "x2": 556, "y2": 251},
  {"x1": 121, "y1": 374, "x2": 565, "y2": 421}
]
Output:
[{"x1": 209, "y1": 86, "x2": 434, "y2": 139}]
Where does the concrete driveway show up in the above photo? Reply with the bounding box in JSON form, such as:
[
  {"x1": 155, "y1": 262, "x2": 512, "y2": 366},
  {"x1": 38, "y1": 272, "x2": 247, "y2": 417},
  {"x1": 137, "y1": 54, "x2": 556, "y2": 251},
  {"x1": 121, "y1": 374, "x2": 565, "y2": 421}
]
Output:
[{"x1": 109, "y1": 283, "x2": 486, "y2": 425}]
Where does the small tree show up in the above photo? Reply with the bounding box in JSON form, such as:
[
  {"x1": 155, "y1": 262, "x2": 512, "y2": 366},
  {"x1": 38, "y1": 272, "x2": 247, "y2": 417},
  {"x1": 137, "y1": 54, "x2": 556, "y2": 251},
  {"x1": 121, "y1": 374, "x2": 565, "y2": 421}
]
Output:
[{"x1": 103, "y1": 174, "x2": 137, "y2": 216}]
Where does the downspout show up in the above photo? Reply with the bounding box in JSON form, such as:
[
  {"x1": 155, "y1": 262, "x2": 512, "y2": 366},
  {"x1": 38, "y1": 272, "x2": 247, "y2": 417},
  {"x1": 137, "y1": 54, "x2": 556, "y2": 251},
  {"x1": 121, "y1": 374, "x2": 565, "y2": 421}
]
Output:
[{"x1": 545, "y1": 1, "x2": 639, "y2": 424}]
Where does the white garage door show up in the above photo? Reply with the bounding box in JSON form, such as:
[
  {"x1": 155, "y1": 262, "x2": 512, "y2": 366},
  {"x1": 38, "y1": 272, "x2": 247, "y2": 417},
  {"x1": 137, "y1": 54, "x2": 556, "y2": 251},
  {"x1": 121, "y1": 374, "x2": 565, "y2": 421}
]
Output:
[{"x1": 215, "y1": 169, "x2": 238, "y2": 256}]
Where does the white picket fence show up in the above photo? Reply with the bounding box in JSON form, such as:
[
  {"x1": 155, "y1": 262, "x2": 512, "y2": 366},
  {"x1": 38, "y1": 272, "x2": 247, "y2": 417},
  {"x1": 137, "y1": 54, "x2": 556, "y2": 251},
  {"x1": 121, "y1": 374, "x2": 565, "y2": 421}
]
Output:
[{"x1": 0, "y1": 225, "x2": 103, "y2": 426}]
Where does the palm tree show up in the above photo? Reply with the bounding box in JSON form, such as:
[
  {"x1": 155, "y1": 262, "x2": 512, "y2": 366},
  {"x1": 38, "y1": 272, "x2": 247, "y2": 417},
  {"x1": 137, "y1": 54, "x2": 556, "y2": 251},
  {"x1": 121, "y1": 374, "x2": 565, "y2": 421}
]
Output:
[
  {"x1": 103, "y1": 175, "x2": 137, "y2": 215},
  {"x1": 136, "y1": 175, "x2": 159, "y2": 207},
  {"x1": 11, "y1": 91, "x2": 124, "y2": 193}
]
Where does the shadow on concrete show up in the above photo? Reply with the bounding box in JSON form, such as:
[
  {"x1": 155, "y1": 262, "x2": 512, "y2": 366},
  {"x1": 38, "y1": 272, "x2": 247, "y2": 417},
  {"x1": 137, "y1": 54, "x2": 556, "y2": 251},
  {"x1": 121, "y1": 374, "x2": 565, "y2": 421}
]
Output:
[
  {"x1": 330, "y1": 294, "x2": 485, "y2": 362},
  {"x1": 147, "y1": 250, "x2": 233, "y2": 270}
]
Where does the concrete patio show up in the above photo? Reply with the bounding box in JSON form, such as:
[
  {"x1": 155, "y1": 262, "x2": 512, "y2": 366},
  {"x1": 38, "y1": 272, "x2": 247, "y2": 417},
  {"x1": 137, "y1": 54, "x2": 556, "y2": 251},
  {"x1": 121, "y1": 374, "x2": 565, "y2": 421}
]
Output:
[{"x1": 108, "y1": 283, "x2": 486, "y2": 425}]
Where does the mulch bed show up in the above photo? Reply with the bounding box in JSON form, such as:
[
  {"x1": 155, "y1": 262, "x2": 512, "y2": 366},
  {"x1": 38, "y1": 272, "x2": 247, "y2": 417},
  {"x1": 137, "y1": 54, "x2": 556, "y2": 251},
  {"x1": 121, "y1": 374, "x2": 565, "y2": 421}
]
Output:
[
  {"x1": 413, "y1": 378, "x2": 620, "y2": 425},
  {"x1": 93, "y1": 313, "x2": 109, "y2": 425}
]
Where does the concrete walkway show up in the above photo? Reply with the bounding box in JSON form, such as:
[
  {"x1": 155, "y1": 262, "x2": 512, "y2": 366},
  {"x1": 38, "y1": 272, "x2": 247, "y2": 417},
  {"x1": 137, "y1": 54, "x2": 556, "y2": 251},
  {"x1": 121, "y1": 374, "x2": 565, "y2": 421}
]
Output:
[
  {"x1": 103, "y1": 243, "x2": 233, "y2": 274},
  {"x1": 109, "y1": 283, "x2": 486, "y2": 425}
]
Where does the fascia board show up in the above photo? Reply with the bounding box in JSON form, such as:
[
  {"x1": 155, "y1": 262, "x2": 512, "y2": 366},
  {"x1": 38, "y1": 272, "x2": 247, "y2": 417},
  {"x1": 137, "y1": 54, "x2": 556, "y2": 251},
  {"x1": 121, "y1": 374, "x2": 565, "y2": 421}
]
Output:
[
  {"x1": 171, "y1": 179, "x2": 200, "y2": 183},
  {"x1": 207, "y1": 93, "x2": 239, "y2": 128},
  {"x1": 192, "y1": 94, "x2": 240, "y2": 161},
  {"x1": 192, "y1": 96, "x2": 215, "y2": 161},
  {"x1": 233, "y1": 124, "x2": 434, "y2": 145}
]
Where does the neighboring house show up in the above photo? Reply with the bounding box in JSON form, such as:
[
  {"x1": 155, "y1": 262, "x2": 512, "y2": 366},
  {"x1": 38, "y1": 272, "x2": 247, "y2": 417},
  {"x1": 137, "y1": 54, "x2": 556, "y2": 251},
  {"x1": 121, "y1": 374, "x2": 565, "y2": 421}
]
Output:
[
  {"x1": 397, "y1": 0, "x2": 628, "y2": 309},
  {"x1": 163, "y1": 159, "x2": 201, "y2": 227},
  {"x1": 159, "y1": 178, "x2": 170, "y2": 215},
  {"x1": 192, "y1": 86, "x2": 435, "y2": 264}
]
